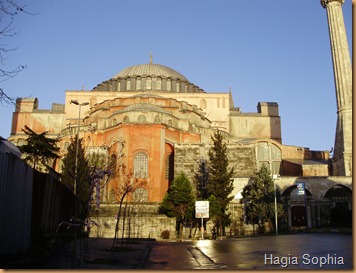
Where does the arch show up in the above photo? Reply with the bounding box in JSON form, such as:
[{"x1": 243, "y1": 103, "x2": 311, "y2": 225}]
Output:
[
  {"x1": 154, "y1": 115, "x2": 161, "y2": 123},
  {"x1": 167, "y1": 79, "x2": 171, "y2": 91},
  {"x1": 90, "y1": 97, "x2": 97, "y2": 106},
  {"x1": 281, "y1": 185, "x2": 313, "y2": 199},
  {"x1": 325, "y1": 185, "x2": 352, "y2": 226},
  {"x1": 324, "y1": 184, "x2": 352, "y2": 200},
  {"x1": 146, "y1": 76, "x2": 152, "y2": 89},
  {"x1": 256, "y1": 142, "x2": 282, "y2": 175},
  {"x1": 138, "y1": 115, "x2": 146, "y2": 123},
  {"x1": 136, "y1": 77, "x2": 141, "y2": 90},
  {"x1": 282, "y1": 185, "x2": 313, "y2": 228},
  {"x1": 167, "y1": 119, "x2": 173, "y2": 126},
  {"x1": 123, "y1": 116, "x2": 130, "y2": 123},
  {"x1": 112, "y1": 118, "x2": 117, "y2": 126},
  {"x1": 164, "y1": 142, "x2": 175, "y2": 185},
  {"x1": 156, "y1": 77, "x2": 162, "y2": 90},
  {"x1": 134, "y1": 151, "x2": 148, "y2": 178},
  {"x1": 200, "y1": 99, "x2": 207, "y2": 109},
  {"x1": 126, "y1": 79, "x2": 131, "y2": 90}
]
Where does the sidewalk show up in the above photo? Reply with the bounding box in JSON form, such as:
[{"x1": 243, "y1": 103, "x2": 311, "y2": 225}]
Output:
[
  {"x1": 44, "y1": 237, "x2": 155, "y2": 269},
  {"x1": 1, "y1": 238, "x2": 155, "y2": 270}
]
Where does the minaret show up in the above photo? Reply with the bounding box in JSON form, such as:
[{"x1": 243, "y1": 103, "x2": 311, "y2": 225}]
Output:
[{"x1": 320, "y1": 0, "x2": 352, "y2": 176}]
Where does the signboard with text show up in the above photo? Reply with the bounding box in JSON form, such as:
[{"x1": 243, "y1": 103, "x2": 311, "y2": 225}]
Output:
[
  {"x1": 195, "y1": 201, "x2": 209, "y2": 218},
  {"x1": 296, "y1": 182, "x2": 305, "y2": 196}
]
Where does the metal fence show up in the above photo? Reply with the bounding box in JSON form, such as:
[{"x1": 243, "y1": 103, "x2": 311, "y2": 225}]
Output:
[
  {"x1": 0, "y1": 150, "x2": 80, "y2": 255},
  {"x1": 0, "y1": 152, "x2": 33, "y2": 255}
]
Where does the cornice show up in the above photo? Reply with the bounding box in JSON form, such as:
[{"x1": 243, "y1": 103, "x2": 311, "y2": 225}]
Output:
[{"x1": 321, "y1": 0, "x2": 345, "y2": 8}]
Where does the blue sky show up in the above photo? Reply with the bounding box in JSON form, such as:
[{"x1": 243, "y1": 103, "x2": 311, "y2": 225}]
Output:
[{"x1": 0, "y1": 0, "x2": 352, "y2": 152}]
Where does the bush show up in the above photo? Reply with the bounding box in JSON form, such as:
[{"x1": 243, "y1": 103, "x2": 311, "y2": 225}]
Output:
[{"x1": 161, "y1": 230, "x2": 170, "y2": 239}]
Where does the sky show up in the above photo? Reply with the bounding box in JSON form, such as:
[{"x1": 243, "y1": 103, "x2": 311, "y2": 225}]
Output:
[{"x1": 0, "y1": 0, "x2": 352, "y2": 152}]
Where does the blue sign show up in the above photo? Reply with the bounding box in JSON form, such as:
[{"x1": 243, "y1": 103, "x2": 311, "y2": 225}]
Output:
[{"x1": 296, "y1": 182, "x2": 305, "y2": 195}]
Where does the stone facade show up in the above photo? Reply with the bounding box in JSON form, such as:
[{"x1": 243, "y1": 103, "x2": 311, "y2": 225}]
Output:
[{"x1": 88, "y1": 203, "x2": 177, "y2": 239}]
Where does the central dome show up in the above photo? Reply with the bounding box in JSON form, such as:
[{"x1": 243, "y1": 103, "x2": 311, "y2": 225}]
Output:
[
  {"x1": 113, "y1": 63, "x2": 189, "y2": 82},
  {"x1": 93, "y1": 58, "x2": 204, "y2": 93}
]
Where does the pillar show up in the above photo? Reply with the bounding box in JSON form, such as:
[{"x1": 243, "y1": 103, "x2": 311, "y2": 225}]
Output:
[{"x1": 320, "y1": 0, "x2": 352, "y2": 176}]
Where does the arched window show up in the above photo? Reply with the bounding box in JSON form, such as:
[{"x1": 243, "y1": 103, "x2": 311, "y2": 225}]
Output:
[
  {"x1": 156, "y1": 77, "x2": 162, "y2": 90},
  {"x1": 200, "y1": 99, "x2": 207, "y2": 109},
  {"x1": 256, "y1": 142, "x2": 282, "y2": 174},
  {"x1": 138, "y1": 115, "x2": 146, "y2": 123},
  {"x1": 168, "y1": 119, "x2": 173, "y2": 126},
  {"x1": 123, "y1": 116, "x2": 130, "y2": 123},
  {"x1": 146, "y1": 77, "x2": 152, "y2": 89},
  {"x1": 134, "y1": 152, "x2": 148, "y2": 178},
  {"x1": 154, "y1": 115, "x2": 161, "y2": 123},
  {"x1": 126, "y1": 79, "x2": 131, "y2": 90},
  {"x1": 90, "y1": 97, "x2": 97, "y2": 107},
  {"x1": 137, "y1": 78, "x2": 141, "y2": 90}
]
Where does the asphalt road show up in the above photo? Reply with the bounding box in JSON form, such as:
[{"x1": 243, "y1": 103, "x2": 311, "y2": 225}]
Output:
[{"x1": 144, "y1": 233, "x2": 353, "y2": 270}]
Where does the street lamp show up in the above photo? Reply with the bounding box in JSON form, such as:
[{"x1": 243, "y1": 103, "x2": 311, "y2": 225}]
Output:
[
  {"x1": 272, "y1": 174, "x2": 280, "y2": 235},
  {"x1": 70, "y1": 99, "x2": 89, "y2": 195}
]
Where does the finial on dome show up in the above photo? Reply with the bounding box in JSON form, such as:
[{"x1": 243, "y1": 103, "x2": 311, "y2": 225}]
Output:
[{"x1": 149, "y1": 51, "x2": 153, "y2": 64}]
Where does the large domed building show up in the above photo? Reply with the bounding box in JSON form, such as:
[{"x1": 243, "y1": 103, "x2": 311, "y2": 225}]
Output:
[
  {"x1": 10, "y1": 57, "x2": 352, "y2": 238},
  {"x1": 10, "y1": 57, "x2": 332, "y2": 203}
]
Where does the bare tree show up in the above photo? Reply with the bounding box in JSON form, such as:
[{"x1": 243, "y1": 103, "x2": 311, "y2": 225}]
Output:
[
  {"x1": 111, "y1": 169, "x2": 146, "y2": 249},
  {"x1": 0, "y1": 0, "x2": 32, "y2": 105}
]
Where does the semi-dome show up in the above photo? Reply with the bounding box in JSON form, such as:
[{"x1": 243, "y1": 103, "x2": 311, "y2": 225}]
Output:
[{"x1": 93, "y1": 57, "x2": 204, "y2": 93}]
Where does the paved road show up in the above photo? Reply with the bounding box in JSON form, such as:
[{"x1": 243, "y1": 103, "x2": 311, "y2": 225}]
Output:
[{"x1": 144, "y1": 233, "x2": 353, "y2": 270}]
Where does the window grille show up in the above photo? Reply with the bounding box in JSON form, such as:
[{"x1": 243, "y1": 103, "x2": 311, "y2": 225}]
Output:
[{"x1": 134, "y1": 152, "x2": 148, "y2": 178}]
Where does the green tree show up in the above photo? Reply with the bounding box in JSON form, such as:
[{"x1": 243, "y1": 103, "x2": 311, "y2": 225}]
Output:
[
  {"x1": 61, "y1": 135, "x2": 91, "y2": 213},
  {"x1": 241, "y1": 164, "x2": 283, "y2": 233},
  {"x1": 194, "y1": 159, "x2": 209, "y2": 200},
  {"x1": 19, "y1": 125, "x2": 59, "y2": 171},
  {"x1": 159, "y1": 172, "x2": 195, "y2": 239},
  {"x1": 206, "y1": 130, "x2": 234, "y2": 236}
]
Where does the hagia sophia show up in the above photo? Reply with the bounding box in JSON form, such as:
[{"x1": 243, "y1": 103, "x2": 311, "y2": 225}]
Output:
[
  {"x1": 5, "y1": 0, "x2": 352, "y2": 236},
  {"x1": 9, "y1": 54, "x2": 333, "y2": 199}
]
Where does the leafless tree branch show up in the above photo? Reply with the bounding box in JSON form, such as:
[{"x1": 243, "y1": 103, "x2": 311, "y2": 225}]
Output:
[{"x1": 0, "y1": 0, "x2": 35, "y2": 105}]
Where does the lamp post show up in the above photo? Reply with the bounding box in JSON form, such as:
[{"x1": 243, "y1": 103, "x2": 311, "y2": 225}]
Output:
[
  {"x1": 70, "y1": 100, "x2": 89, "y2": 195},
  {"x1": 272, "y1": 174, "x2": 279, "y2": 235}
]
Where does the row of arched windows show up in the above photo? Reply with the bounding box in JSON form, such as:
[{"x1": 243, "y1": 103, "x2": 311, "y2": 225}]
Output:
[
  {"x1": 94, "y1": 77, "x2": 204, "y2": 93},
  {"x1": 111, "y1": 115, "x2": 173, "y2": 127},
  {"x1": 107, "y1": 151, "x2": 172, "y2": 202}
]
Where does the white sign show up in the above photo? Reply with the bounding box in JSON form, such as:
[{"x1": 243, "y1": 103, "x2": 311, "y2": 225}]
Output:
[
  {"x1": 195, "y1": 201, "x2": 209, "y2": 218},
  {"x1": 296, "y1": 182, "x2": 305, "y2": 196}
]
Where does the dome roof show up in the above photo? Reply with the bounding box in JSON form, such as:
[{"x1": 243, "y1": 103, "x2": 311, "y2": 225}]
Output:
[
  {"x1": 92, "y1": 56, "x2": 204, "y2": 93},
  {"x1": 113, "y1": 63, "x2": 189, "y2": 82}
]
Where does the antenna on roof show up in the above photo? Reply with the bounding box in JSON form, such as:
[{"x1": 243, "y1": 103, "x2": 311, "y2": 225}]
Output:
[{"x1": 149, "y1": 51, "x2": 153, "y2": 64}]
